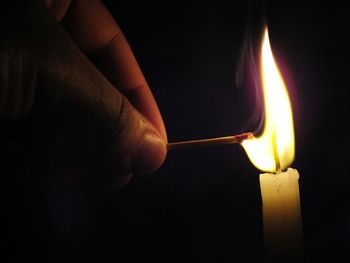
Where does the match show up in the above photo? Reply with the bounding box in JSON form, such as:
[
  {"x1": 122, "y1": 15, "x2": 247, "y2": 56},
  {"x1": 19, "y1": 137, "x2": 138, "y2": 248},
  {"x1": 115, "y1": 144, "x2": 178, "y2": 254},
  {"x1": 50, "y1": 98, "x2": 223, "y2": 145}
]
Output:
[{"x1": 167, "y1": 132, "x2": 254, "y2": 151}]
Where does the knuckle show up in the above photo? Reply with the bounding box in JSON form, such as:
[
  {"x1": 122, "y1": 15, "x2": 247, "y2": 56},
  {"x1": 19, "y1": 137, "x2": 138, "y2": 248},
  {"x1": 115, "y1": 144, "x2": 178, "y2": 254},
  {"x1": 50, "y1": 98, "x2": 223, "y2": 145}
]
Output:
[{"x1": 108, "y1": 95, "x2": 132, "y2": 144}]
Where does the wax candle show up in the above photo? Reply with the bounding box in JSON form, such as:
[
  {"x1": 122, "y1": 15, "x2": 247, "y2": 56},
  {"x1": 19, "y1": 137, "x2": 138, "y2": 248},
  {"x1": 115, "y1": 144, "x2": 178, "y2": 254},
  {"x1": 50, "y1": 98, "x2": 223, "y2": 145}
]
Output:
[
  {"x1": 260, "y1": 168, "x2": 303, "y2": 262},
  {"x1": 241, "y1": 27, "x2": 303, "y2": 262}
]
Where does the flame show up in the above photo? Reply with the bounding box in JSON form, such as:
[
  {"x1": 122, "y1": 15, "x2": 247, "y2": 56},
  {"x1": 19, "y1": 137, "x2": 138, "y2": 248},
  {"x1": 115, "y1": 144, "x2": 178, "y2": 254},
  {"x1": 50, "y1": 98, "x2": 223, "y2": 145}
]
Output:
[{"x1": 242, "y1": 28, "x2": 295, "y2": 172}]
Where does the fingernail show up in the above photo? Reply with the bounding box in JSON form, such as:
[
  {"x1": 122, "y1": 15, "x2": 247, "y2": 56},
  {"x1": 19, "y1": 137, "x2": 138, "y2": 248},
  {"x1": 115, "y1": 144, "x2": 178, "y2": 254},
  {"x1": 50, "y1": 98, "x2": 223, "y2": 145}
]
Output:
[{"x1": 131, "y1": 131, "x2": 167, "y2": 174}]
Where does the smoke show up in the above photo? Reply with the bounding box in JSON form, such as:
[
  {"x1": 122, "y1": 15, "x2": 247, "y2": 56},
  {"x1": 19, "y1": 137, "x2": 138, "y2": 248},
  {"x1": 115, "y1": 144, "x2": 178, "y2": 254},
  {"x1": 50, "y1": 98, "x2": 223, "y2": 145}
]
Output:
[{"x1": 235, "y1": 1, "x2": 266, "y2": 136}]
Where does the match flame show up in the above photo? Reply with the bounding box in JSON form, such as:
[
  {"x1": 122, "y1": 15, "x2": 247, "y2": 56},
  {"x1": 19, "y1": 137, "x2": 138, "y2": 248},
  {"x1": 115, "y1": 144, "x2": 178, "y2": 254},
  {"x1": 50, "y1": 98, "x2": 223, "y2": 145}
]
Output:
[{"x1": 242, "y1": 28, "x2": 295, "y2": 172}]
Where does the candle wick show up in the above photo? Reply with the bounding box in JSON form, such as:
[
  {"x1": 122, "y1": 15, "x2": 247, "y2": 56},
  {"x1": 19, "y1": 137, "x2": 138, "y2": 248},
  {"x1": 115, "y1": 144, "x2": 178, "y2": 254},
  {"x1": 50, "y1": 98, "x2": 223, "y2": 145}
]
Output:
[{"x1": 272, "y1": 131, "x2": 281, "y2": 172}]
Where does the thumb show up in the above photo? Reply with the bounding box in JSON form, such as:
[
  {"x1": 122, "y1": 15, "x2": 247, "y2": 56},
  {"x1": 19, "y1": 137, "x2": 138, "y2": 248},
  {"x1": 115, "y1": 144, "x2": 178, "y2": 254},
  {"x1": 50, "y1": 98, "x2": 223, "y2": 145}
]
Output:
[
  {"x1": 34, "y1": 53, "x2": 167, "y2": 186},
  {"x1": 1, "y1": 1, "x2": 166, "y2": 186}
]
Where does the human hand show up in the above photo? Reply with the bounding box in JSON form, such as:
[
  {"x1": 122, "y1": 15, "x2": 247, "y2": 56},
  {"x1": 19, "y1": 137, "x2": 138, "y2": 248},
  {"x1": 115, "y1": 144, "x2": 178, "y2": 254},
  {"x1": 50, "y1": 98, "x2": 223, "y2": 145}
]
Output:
[{"x1": 0, "y1": 0, "x2": 167, "y2": 188}]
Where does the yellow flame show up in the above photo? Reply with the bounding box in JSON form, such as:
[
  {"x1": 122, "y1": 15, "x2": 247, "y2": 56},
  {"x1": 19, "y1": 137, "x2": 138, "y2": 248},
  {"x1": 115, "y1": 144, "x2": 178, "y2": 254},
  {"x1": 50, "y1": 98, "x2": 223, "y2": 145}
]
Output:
[{"x1": 242, "y1": 28, "x2": 295, "y2": 172}]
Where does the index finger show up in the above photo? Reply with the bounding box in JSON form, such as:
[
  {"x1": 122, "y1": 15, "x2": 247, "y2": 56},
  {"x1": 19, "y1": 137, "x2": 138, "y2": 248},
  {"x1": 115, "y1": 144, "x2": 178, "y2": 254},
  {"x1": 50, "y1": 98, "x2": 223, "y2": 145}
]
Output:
[{"x1": 59, "y1": 0, "x2": 167, "y2": 141}]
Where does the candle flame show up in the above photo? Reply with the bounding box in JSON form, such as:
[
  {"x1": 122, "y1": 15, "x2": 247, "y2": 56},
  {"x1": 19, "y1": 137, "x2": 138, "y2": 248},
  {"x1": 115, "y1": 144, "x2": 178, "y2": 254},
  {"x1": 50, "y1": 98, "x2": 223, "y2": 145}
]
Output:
[{"x1": 242, "y1": 28, "x2": 295, "y2": 172}]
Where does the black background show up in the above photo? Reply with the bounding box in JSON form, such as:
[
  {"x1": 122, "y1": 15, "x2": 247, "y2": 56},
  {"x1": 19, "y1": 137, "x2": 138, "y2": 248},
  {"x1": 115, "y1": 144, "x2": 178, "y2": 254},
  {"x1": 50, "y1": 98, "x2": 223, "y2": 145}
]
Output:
[{"x1": 3, "y1": 0, "x2": 350, "y2": 262}]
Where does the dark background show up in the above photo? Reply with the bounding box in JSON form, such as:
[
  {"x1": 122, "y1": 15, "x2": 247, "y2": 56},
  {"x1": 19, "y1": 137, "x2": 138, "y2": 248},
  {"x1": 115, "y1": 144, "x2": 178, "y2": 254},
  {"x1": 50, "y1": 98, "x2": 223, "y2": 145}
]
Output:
[{"x1": 2, "y1": 0, "x2": 350, "y2": 262}]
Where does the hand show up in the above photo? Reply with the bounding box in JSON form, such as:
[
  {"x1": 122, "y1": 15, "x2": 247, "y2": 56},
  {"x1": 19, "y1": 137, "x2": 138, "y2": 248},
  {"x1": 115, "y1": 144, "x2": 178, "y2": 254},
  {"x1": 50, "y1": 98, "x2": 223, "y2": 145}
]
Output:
[{"x1": 0, "y1": 0, "x2": 167, "y2": 188}]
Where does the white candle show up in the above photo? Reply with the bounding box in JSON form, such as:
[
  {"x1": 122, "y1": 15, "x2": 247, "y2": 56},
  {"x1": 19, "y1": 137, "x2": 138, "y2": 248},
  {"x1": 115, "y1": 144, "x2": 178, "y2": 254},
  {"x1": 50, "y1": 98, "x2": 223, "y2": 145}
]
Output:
[
  {"x1": 259, "y1": 168, "x2": 303, "y2": 261},
  {"x1": 240, "y1": 27, "x2": 303, "y2": 262}
]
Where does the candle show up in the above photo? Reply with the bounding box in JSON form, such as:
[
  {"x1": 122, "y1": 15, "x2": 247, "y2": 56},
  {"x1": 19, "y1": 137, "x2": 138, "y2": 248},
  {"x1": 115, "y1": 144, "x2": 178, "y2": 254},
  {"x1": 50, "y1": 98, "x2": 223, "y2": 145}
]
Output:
[
  {"x1": 241, "y1": 28, "x2": 303, "y2": 262},
  {"x1": 260, "y1": 168, "x2": 303, "y2": 261}
]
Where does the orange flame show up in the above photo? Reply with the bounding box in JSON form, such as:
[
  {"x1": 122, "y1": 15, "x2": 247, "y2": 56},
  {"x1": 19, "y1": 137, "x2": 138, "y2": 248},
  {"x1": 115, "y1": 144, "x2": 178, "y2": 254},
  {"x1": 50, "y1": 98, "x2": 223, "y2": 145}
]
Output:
[{"x1": 242, "y1": 28, "x2": 295, "y2": 172}]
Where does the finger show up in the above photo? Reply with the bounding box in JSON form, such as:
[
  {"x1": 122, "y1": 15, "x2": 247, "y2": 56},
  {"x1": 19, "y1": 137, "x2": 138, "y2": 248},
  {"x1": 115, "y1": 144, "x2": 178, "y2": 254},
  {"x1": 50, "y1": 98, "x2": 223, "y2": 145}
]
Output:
[
  {"x1": 59, "y1": 0, "x2": 167, "y2": 141},
  {"x1": 2, "y1": 1, "x2": 166, "y2": 187}
]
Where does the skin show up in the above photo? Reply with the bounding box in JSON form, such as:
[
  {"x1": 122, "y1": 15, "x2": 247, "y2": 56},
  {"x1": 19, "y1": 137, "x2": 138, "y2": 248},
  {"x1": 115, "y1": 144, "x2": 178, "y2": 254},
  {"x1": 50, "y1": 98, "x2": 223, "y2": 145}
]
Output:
[{"x1": 0, "y1": 0, "x2": 167, "y2": 188}]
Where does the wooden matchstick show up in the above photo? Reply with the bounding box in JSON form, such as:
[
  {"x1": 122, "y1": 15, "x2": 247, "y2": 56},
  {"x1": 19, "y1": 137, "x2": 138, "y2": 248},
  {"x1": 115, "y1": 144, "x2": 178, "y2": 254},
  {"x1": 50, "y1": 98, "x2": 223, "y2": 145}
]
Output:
[{"x1": 167, "y1": 132, "x2": 253, "y2": 151}]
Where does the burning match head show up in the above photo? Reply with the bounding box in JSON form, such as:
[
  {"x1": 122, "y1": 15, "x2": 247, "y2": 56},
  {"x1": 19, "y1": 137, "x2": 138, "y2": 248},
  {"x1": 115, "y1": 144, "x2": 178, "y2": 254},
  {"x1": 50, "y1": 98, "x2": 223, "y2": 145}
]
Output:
[{"x1": 236, "y1": 132, "x2": 254, "y2": 142}]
